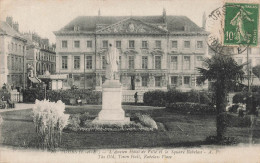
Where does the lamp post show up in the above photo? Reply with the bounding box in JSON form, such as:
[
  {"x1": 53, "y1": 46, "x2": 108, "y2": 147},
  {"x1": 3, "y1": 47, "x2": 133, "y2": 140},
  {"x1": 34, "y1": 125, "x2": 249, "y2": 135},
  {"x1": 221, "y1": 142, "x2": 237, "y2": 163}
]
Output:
[{"x1": 43, "y1": 83, "x2": 47, "y2": 100}]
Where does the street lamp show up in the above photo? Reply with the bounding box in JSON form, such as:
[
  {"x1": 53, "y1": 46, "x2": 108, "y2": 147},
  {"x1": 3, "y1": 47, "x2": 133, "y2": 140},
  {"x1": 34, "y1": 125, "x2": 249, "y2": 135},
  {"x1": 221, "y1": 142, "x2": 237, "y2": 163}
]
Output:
[{"x1": 43, "y1": 83, "x2": 47, "y2": 100}]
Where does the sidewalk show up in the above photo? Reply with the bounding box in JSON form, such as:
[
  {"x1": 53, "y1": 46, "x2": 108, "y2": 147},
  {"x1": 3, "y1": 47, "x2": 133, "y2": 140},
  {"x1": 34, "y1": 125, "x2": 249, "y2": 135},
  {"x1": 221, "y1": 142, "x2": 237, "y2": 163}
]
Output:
[{"x1": 0, "y1": 103, "x2": 34, "y2": 113}]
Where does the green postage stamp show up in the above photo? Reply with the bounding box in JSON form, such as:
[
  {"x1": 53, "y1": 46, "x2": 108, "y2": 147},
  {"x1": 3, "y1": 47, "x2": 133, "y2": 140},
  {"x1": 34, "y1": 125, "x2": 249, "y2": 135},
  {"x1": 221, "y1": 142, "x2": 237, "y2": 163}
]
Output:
[{"x1": 224, "y1": 3, "x2": 259, "y2": 46}]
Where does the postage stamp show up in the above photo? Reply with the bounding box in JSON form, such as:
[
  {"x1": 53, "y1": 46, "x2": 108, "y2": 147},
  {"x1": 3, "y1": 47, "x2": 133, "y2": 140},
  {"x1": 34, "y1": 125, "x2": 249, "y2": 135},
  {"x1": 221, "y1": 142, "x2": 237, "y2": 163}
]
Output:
[{"x1": 224, "y1": 3, "x2": 259, "y2": 46}]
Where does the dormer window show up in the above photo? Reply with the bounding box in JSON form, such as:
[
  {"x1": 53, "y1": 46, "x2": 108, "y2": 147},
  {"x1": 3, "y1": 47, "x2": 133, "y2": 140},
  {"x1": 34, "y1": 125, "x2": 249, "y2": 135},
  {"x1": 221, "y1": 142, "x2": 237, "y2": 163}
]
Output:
[{"x1": 74, "y1": 25, "x2": 80, "y2": 31}]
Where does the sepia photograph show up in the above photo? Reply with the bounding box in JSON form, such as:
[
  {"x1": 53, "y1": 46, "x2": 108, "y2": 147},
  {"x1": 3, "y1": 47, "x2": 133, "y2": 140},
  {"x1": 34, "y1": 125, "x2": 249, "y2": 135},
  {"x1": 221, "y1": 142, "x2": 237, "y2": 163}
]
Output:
[{"x1": 0, "y1": 0, "x2": 259, "y2": 162}]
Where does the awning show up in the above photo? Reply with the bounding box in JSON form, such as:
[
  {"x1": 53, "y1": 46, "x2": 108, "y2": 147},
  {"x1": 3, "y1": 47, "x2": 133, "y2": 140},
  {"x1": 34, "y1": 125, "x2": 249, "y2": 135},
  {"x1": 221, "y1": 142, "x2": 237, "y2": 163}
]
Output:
[{"x1": 28, "y1": 77, "x2": 41, "y2": 83}]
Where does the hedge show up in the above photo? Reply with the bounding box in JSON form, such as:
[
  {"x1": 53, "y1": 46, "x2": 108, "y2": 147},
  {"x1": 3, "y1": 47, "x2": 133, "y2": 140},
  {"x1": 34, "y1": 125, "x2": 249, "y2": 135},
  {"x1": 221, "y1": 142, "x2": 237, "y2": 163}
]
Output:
[
  {"x1": 166, "y1": 102, "x2": 216, "y2": 115},
  {"x1": 23, "y1": 89, "x2": 102, "y2": 105},
  {"x1": 233, "y1": 92, "x2": 260, "y2": 105},
  {"x1": 143, "y1": 90, "x2": 166, "y2": 106},
  {"x1": 143, "y1": 89, "x2": 212, "y2": 107}
]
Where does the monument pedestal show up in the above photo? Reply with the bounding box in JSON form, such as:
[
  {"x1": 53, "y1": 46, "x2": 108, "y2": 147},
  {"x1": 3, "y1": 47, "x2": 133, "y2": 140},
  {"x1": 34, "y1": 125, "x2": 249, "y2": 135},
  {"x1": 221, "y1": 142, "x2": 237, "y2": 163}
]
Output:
[{"x1": 93, "y1": 80, "x2": 130, "y2": 125}]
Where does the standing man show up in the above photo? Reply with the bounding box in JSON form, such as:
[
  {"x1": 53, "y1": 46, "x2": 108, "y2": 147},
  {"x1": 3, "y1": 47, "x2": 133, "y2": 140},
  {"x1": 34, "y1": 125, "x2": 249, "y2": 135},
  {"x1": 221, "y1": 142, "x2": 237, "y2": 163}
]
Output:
[{"x1": 134, "y1": 92, "x2": 138, "y2": 105}]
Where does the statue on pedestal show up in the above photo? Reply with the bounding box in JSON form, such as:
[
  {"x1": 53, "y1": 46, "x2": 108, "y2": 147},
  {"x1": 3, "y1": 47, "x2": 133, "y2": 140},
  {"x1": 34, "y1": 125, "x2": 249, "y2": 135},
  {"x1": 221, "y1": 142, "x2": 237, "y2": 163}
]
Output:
[{"x1": 105, "y1": 44, "x2": 119, "y2": 80}]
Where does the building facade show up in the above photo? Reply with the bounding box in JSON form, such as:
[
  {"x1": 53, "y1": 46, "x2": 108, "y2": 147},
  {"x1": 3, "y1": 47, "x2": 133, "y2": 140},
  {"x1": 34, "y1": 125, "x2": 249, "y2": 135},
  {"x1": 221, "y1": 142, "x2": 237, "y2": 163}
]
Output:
[
  {"x1": 23, "y1": 32, "x2": 56, "y2": 76},
  {"x1": 232, "y1": 46, "x2": 260, "y2": 86},
  {"x1": 54, "y1": 11, "x2": 209, "y2": 91},
  {"x1": 0, "y1": 17, "x2": 27, "y2": 88}
]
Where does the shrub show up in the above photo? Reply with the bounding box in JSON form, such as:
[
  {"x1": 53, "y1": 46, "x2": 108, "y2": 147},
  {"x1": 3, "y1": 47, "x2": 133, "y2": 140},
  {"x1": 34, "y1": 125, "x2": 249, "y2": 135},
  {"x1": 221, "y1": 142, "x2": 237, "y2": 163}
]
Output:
[
  {"x1": 0, "y1": 89, "x2": 11, "y2": 101},
  {"x1": 143, "y1": 90, "x2": 166, "y2": 106},
  {"x1": 135, "y1": 113, "x2": 158, "y2": 129},
  {"x1": 225, "y1": 114, "x2": 251, "y2": 127},
  {"x1": 144, "y1": 89, "x2": 212, "y2": 107},
  {"x1": 23, "y1": 89, "x2": 102, "y2": 105},
  {"x1": 32, "y1": 99, "x2": 69, "y2": 150},
  {"x1": 166, "y1": 102, "x2": 216, "y2": 115},
  {"x1": 67, "y1": 114, "x2": 81, "y2": 130}
]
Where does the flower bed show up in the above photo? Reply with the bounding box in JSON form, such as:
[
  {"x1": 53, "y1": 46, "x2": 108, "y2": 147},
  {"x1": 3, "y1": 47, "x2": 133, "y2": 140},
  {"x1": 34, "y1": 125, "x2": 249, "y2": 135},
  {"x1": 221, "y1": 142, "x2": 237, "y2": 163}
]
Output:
[{"x1": 65, "y1": 112, "x2": 158, "y2": 132}]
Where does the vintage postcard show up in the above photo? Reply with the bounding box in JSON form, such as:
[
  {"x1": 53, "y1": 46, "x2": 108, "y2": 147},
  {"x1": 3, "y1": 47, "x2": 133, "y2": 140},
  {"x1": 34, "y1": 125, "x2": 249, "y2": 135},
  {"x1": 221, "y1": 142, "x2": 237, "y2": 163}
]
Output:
[{"x1": 0, "y1": 0, "x2": 260, "y2": 162}]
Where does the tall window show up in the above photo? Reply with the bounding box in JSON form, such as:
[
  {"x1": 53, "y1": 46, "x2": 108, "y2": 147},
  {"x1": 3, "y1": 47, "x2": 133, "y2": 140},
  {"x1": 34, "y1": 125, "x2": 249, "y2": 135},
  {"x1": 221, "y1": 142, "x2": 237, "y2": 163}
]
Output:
[
  {"x1": 7, "y1": 56, "x2": 11, "y2": 70},
  {"x1": 19, "y1": 58, "x2": 22, "y2": 71},
  {"x1": 15, "y1": 57, "x2": 18, "y2": 70},
  {"x1": 256, "y1": 59, "x2": 260, "y2": 65},
  {"x1": 102, "y1": 40, "x2": 108, "y2": 48},
  {"x1": 184, "y1": 76, "x2": 190, "y2": 85},
  {"x1": 155, "y1": 56, "x2": 161, "y2": 69},
  {"x1": 184, "y1": 41, "x2": 190, "y2": 48},
  {"x1": 196, "y1": 56, "x2": 203, "y2": 67},
  {"x1": 11, "y1": 56, "x2": 14, "y2": 70},
  {"x1": 142, "y1": 41, "x2": 148, "y2": 49},
  {"x1": 171, "y1": 56, "x2": 178, "y2": 69},
  {"x1": 142, "y1": 56, "x2": 148, "y2": 69},
  {"x1": 102, "y1": 76, "x2": 106, "y2": 84},
  {"x1": 87, "y1": 41, "x2": 92, "y2": 48},
  {"x1": 155, "y1": 40, "x2": 161, "y2": 49},
  {"x1": 11, "y1": 43, "x2": 14, "y2": 51},
  {"x1": 197, "y1": 41, "x2": 203, "y2": 48},
  {"x1": 142, "y1": 76, "x2": 148, "y2": 87},
  {"x1": 129, "y1": 56, "x2": 134, "y2": 69},
  {"x1": 86, "y1": 56, "x2": 92, "y2": 69},
  {"x1": 74, "y1": 56, "x2": 80, "y2": 69},
  {"x1": 129, "y1": 40, "x2": 135, "y2": 49},
  {"x1": 116, "y1": 41, "x2": 121, "y2": 49},
  {"x1": 172, "y1": 41, "x2": 178, "y2": 48},
  {"x1": 62, "y1": 56, "x2": 68, "y2": 69},
  {"x1": 74, "y1": 41, "x2": 80, "y2": 48},
  {"x1": 62, "y1": 40, "x2": 67, "y2": 48},
  {"x1": 119, "y1": 56, "x2": 121, "y2": 69},
  {"x1": 102, "y1": 56, "x2": 106, "y2": 69},
  {"x1": 155, "y1": 77, "x2": 161, "y2": 87},
  {"x1": 171, "y1": 76, "x2": 178, "y2": 85},
  {"x1": 184, "y1": 56, "x2": 190, "y2": 70},
  {"x1": 15, "y1": 44, "x2": 17, "y2": 51}
]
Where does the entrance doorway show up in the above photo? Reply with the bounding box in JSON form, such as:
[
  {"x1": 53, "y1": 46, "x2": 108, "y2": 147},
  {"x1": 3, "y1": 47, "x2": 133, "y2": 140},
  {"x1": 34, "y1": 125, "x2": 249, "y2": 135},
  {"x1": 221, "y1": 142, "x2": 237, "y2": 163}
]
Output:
[{"x1": 130, "y1": 76, "x2": 135, "y2": 90}]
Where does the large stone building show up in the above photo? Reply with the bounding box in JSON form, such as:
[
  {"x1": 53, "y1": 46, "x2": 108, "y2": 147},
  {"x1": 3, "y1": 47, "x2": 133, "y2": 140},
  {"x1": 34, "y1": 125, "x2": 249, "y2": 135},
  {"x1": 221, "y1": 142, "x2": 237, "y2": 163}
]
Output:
[
  {"x1": 0, "y1": 17, "x2": 27, "y2": 89},
  {"x1": 54, "y1": 10, "x2": 209, "y2": 91}
]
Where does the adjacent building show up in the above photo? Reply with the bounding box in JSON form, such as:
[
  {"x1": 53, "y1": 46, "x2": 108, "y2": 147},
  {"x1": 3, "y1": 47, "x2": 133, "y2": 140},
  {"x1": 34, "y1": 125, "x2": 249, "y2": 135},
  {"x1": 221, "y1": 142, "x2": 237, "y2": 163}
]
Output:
[
  {"x1": 232, "y1": 46, "x2": 260, "y2": 86},
  {"x1": 23, "y1": 32, "x2": 56, "y2": 76},
  {"x1": 0, "y1": 17, "x2": 27, "y2": 89},
  {"x1": 54, "y1": 10, "x2": 209, "y2": 91}
]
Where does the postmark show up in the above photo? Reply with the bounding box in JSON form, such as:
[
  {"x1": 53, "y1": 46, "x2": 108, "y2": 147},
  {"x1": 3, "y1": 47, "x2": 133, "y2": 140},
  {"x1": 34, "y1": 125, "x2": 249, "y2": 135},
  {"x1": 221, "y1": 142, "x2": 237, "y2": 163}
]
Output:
[{"x1": 205, "y1": 3, "x2": 259, "y2": 56}]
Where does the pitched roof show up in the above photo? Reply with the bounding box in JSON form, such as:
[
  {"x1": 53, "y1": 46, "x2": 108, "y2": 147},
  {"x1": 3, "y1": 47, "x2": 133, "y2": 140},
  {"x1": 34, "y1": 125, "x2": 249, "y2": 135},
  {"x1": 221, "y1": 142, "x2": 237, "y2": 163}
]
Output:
[
  {"x1": 56, "y1": 15, "x2": 205, "y2": 34},
  {"x1": 0, "y1": 21, "x2": 26, "y2": 41}
]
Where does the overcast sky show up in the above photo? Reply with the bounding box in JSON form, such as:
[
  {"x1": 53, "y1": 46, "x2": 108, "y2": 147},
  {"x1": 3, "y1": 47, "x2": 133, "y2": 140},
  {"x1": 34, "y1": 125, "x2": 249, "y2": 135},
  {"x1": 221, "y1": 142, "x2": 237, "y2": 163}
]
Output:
[{"x1": 0, "y1": 0, "x2": 223, "y2": 44}]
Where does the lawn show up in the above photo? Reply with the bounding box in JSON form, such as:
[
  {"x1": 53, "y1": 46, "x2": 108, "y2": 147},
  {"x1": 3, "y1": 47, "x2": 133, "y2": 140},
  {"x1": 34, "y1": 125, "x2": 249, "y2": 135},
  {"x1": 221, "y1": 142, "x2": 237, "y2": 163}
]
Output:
[{"x1": 0, "y1": 105, "x2": 259, "y2": 149}]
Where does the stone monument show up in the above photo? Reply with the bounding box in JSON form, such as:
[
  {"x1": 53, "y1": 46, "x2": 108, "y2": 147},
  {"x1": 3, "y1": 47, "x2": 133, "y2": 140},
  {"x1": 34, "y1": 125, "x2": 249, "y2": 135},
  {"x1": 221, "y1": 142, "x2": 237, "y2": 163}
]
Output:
[{"x1": 93, "y1": 44, "x2": 130, "y2": 124}]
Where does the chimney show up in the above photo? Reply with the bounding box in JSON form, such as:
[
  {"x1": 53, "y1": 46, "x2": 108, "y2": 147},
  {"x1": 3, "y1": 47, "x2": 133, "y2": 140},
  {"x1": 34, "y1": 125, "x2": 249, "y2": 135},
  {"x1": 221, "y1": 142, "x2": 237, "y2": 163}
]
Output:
[
  {"x1": 6, "y1": 16, "x2": 13, "y2": 27},
  {"x1": 162, "y1": 8, "x2": 166, "y2": 23},
  {"x1": 13, "y1": 22, "x2": 19, "y2": 32},
  {"x1": 202, "y1": 12, "x2": 206, "y2": 30},
  {"x1": 184, "y1": 25, "x2": 190, "y2": 31},
  {"x1": 98, "y1": 9, "x2": 101, "y2": 16}
]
